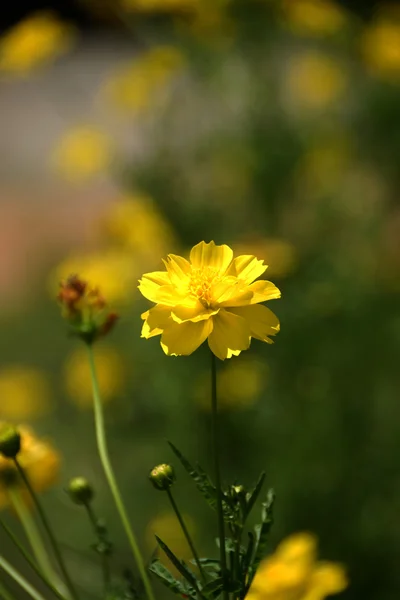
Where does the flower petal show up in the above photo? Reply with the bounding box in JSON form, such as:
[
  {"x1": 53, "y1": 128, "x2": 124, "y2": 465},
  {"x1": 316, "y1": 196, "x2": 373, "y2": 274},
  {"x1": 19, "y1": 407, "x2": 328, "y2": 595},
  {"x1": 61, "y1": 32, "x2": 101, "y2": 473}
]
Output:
[
  {"x1": 309, "y1": 563, "x2": 348, "y2": 596},
  {"x1": 161, "y1": 319, "x2": 213, "y2": 356},
  {"x1": 155, "y1": 284, "x2": 189, "y2": 306},
  {"x1": 225, "y1": 255, "x2": 267, "y2": 284},
  {"x1": 248, "y1": 280, "x2": 281, "y2": 304},
  {"x1": 208, "y1": 309, "x2": 251, "y2": 360},
  {"x1": 163, "y1": 254, "x2": 191, "y2": 286},
  {"x1": 190, "y1": 241, "x2": 233, "y2": 273},
  {"x1": 213, "y1": 277, "x2": 254, "y2": 307},
  {"x1": 138, "y1": 271, "x2": 170, "y2": 302},
  {"x1": 171, "y1": 302, "x2": 219, "y2": 323},
  {"x1": 230, "y1": 304, "x2": 280, "y2": 343},
  {"x1": 141, "y1": 304, "x2": 172, "y2": 338}
]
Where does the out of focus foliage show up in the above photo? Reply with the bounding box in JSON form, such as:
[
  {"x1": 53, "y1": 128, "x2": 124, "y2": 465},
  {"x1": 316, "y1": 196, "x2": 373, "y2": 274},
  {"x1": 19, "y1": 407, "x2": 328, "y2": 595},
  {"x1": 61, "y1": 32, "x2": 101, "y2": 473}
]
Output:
[{"x1": 0, "y1": 1, "x2": 399, "y2": 599}]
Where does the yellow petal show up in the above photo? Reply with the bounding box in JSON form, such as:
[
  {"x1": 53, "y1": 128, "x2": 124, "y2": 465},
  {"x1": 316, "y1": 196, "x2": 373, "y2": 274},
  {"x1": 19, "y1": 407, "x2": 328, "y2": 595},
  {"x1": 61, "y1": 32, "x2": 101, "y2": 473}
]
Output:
[
  {"x1": 171, "y1": 302, "x2": 219, "y2": 323},
  {"x1": 163, "y1": 254, "x2": 191, "y2": 286},
  {"x1": 161, "y1": 319, "x2": 213, "y2": 356},
  {"x1": 208, "y1": 309, "x2": 251, "y2": 360},
  {"x1": 309, "y1": 562, "x2": 348, "y2": 596},
  {"x1": 141, "y1": 304, "x2": 171, "y2": 338},
  {"x1": 138, "y1": 271, "x2": 170, "y2": 302},
  {"x1": 155, "y1": 284, "x2": 189, "y2": 306},
  {"x1": 230, "y1": 305, "x2": 280, "y2": 343},
  {"x1": 248, "y1": 280, "x2": 281, "y2": 304},
  {"x1": 190, "y1": 241, "x2": 233, "y2": 273},
  {"x1": 213, "y1": 277, "x2": 254, "y2": 307},
  {"x1": 225, "y1": 255, "x2": 267, "y2": 283},
  {"x1": 276, "y1": 532, "x2": 317, "y2": 564}
]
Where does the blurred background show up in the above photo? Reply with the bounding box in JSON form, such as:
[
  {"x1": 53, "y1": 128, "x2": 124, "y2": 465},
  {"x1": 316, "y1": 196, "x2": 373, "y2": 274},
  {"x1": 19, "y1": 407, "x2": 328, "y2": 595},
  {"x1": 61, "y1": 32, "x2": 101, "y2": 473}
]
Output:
[{"x1": 0, "y1": 0, "x2": 399, "y2": 598}]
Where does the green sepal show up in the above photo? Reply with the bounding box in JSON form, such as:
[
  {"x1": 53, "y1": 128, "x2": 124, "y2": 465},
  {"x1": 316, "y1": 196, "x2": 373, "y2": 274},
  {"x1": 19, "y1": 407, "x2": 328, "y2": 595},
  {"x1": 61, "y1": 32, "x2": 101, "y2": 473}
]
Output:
[
  {"x1": 155, "y1": 535, "x2": 200, "y2": 590},
  {"x1": 149, "y1": 559, "x2": 197, "y2": 598}
]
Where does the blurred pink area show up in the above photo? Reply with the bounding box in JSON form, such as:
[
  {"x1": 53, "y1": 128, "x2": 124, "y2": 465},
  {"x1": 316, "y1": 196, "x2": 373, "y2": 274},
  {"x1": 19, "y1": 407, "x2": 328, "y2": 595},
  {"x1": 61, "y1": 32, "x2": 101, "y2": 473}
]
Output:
[{"x1": 0, "y1": 185, "x2": 113, "y2": 311}]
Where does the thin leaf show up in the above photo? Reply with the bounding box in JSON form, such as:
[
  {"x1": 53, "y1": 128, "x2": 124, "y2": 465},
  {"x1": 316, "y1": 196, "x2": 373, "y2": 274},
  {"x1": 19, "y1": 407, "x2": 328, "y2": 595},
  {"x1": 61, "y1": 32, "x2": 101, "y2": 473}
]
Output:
[
  {"x1": 201, "y1": 577, "x2": 224, "y2": 600},
  {"x1": 155, "y1": 535, "x2": 200, "y2": 590},
  {"x1": 246, "y1": 489, "x2": 275, "y2": 590},
  {"x1": 244, "y1": 472, "x2": 266, "y2": 520},
  {"x1": 241, "y1": 531, "x2": 255, "y2": 587},
  {"x1": 149, "y1": 559, "x2": 197, "y2": 598}
]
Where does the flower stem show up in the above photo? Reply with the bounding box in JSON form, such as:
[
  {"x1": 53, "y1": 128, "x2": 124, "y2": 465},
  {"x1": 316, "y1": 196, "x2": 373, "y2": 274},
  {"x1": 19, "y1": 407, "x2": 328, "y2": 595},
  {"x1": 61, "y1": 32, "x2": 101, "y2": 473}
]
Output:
[
  {"x1": 210, "y1": 351, "x2": 229, "y2": 600},
  {"x1": 13, "y1": 458, "x2": 79, "y2": 600},
  {"x1": 0, "y1": 554, "x2": 47, "y2": 600},
  {"x1": 86, "y1": 343, "x2": 155, "y2": 600},
  {"x1": 8, "y1": 487, "x2": 64, "y2": 596},
  {"x1": 166, "y1": 487, "x2": 207, "y2": 584},
  {"x1": 0, "y1": 580, "x2": 16, "y2": 600}
]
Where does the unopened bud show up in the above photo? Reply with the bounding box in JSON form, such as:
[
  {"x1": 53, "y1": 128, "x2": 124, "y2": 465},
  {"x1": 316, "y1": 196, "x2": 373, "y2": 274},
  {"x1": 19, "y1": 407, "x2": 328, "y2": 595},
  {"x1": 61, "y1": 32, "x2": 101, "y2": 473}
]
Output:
[
  {"x1": 0, "y1": 425, "x2": 21, "y2": 459},
  {"x1": 67, "y1": 477, "x2": 94, "y2": 505},
  {"x1": 149, "y1": 464, "x2": 176, "y2": 491}
]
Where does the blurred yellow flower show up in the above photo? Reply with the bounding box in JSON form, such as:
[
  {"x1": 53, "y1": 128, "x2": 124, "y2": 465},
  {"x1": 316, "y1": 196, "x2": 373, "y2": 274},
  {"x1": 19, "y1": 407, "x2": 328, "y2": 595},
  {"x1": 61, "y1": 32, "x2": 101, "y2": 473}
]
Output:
[
  {"x1": 0, "y1": 12, "x2": 74, "y2": 75},
  {"x1": 104, "y1": 46, "x2": 185, "y2": 114},
  {"x1": 361, "y1": 17, "x2": 400, "y2": 78},
  {"x1": 63, "y1": 345, "x2": 125, "y2": 409},
  {"x1": 0, "y1": 367, "x2": 52, "y2": 420},
  {"x1": 122, "y1": 0, "x2": 197, "y2": 11},
  {"x1": 50, "y1": 250, "x2": 137, "y2": 305},
  {"x1": 195, "y1": 357, "x2": 267, "y2": 410},
  {"x1": 281, "y1": 0, "x2": 348, "y2": 37},
  {"x1": 0, "y1": 424, "x2": 60, "y2": 510},
  {"x1": 145, "y1": 510, "x2": 195, "y2": 575},
  {"x1": 247, "y1": 532, "x2": 347, "y2": 600},
  {"x1": 285, "y1": 52, "x2": 346, "y2": 110},
  {"x1": 52, "y1": 127, "x2": 112, "y2": 180},
  {"x1": 235, "y1": 239, "x2": 297, "y2": 279},
  {"x1": 101, "y1": 194, "x2": 175, "y2": 261},
  {"x1": 139, "y1": 241, "x2": 281, "y2": 360}
]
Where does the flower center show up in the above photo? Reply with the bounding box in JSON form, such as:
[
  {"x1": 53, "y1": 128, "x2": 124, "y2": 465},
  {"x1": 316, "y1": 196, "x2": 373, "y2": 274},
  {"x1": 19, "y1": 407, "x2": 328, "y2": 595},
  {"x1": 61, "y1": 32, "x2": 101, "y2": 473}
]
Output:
[{"x1": 188, "y1": 266, "x2": 220, "y2": 308}]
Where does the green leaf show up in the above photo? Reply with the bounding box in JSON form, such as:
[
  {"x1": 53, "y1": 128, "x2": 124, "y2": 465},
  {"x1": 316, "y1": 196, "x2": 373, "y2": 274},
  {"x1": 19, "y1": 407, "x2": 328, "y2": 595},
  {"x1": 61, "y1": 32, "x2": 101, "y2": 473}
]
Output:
[
  {"x1": 201, "y1": 577, "x2": 224, "y2": 599},
  {"x1": 246, "y1": 489, "x2": 275, "y2": 591},
  {"x1": 244, "y1": 472, "x2": 266, "y2": 520},
  {"x1": 149, "y1": 559, "x2": 197, "y2": 598},
  {"x1": 190, "y1": 558, "x2": 221, "y2": 573},
  {"x1": 241, "y1": 531, "x2": 255, "y2": 586},
  {"x1": 155, "y1": 535, "x2": 200, "y2": 590}
]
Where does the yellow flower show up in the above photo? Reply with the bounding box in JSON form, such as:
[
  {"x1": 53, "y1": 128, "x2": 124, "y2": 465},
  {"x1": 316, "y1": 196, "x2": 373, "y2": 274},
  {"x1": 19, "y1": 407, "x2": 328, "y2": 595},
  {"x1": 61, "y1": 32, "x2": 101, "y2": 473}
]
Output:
[
  {"x1": 101, "y1": 194, "x2": 175, "y2": 260},
  {"x1": 63, "y1": 345, "x2": 125, "y2": 409},
  {"x1": 0, "y1": 12, "x2": 74, "y2": 75},
  {"x1": 0, "y1": 367, "x2": 52, "y2": 420},
  {"x1": 145, "y1": 510, "x2": 196, "y2": 575},
  {"x1": 139, "y1": 241, "x2": 280, "y2": 360},
  {"x1": 104, "y1": 46, "x2": 185, "y2": 114},
  {"x1": 122, "y1": 0, "x2": 197, "y2": 12},
  {"x1": 284, "y1": 52, "x2": 346, "y2": 110},
  {"x1": 361, "y1": 17, "x2": 400, "y2": 78},
  {"x1": 50, "y1": 250, "x2": 137, "y2": 305},
  {"x1": 281, "y1": 0, "x2": 348, "y2": 37},
  {"x1": 52, "y1": 127, "x2": 112, "y2": 180},
  {"x1": 247, "y1": 532, "x2": 347, "y2": 600},
  {"x1": 0, "y1": 424, "x2": 60, "y2": 510}
]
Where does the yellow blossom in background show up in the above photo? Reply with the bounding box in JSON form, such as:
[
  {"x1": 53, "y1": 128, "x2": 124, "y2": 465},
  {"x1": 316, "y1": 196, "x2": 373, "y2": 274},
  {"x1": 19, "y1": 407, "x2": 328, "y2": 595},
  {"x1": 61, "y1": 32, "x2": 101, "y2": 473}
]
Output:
[
  {"x1": 281, "y1": 0, "x2": 348, "y2": 37},
  {"x1": 0, "y1": 366, "x2": 52, "y2": 420},
  {"x1": 234, "y1": 239, "x2": 297, "y2": 279},
  {"x1": 0, "y1": 424, "x2": 60, "y2": 510},
  {"x1": 284, "y1": 52, "x2": 346, "y2": 110},
  {"x1": 0, "y1": 12, "x2": 74, "y2": 75},
  {"x1": 122, "y1": 0, "x2": 197, "y2": 12},
  {"x1": 100, "y1": 194, "x2": 175, "y2": 261},
  {"x1": 50, "y1": 250, "x2": 137, "y2": 305},
  {"x1": 52, "y1": 127, "x2": 112, "y2": 181},
  {"x1": 139, "y1": 241, "x2": 280, "y2": 360},
  {"x1": 63, "y1": 345, "x2": 125, "y2": 409},
  {"x1": 247, "y1": 532, "x2": 348, "y2": 600},
  {"x1": 195, "y1": 357, "x2": 267, "y2": 410},
  {"x1": 104, "y1": 46, "x2": 185, "y2": 114},
  {"x1": 145, "y1": 510, "x2": 196, "y2": 575},
  {"x1": 361, "y1": 16, "x2": 400, "y2": 79}
]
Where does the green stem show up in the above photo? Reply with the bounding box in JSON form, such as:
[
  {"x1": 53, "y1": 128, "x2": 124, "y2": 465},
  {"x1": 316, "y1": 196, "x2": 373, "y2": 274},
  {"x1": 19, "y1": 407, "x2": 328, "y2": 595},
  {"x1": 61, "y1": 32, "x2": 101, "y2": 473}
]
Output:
[
  {"x1": 84, "y1": 503, "x2": 111, "y2": 589},
  {"x1": 166, "y1": 488, "x2": 207, "y2": 584},
  {"x1": 0, "y1": 554, "x2": 47, "y2": 600},
  {"x1": 13, "y1": 459, "x2": 79, "y2": 600},
  {"x1": 210, "y1": 351, "x2": 229, "y2": 600},
  {"x1": 0, "y1": 520, "x2": 67, "y2": 600},
  {"x1": 8, "y1": 488, "x2": 61, "y2": 592},
  {"x1": 86, "y1": 343, "x2": 155, "y2": 600},
  {"x1": 0, "y1": 580, "x2": 16, "y2": 600}
]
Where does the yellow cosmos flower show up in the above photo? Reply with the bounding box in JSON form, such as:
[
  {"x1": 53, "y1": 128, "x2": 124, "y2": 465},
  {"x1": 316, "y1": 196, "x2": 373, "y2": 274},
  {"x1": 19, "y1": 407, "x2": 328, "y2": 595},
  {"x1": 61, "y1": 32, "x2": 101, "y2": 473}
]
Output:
[
  {"x1": 361, "y1": 17, "x2": 400, "y2": 78},
  {"x1": 281, "y1": 0, "x2": 348, "y2": 37},
  {"x1": 139, "y1": 241, "x2": 280, "y2": 360},
  {"x1": 52, "y1": 126, "x2": 112, "y2": 180},
  {"x1": 0, "y1": 424, "x2": 60, "y2": 510},
  {"x1": 0, "y1": 366, "x2": 52, "y2": 420},
  {"x1": 246, "y1": 532, "x2": 347, "y2": 600},
  {"x1": 0, "y1": 12, "x2": 74, "y2": 75}
]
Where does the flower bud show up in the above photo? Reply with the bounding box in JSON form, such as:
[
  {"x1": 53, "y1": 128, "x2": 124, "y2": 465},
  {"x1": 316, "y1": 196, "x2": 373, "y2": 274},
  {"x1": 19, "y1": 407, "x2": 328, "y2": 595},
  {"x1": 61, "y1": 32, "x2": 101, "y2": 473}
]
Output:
[
  {"x1": 149, "y1": 464, "x2": 176, "y2": 491},
  {"x1": 67, "y1": 476, "x2": 94, "y2": 505},
  {"x1": 0, "y1": 425, "x2": 21, "y2": 459}
]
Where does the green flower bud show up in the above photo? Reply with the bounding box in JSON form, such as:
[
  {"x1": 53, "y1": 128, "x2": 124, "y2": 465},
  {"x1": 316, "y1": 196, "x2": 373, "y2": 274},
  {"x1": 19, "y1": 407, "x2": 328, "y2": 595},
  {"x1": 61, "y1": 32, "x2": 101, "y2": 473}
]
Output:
[
  {"x1": 0, "y1": 425, "x2": 21, "y2": 459},
  {"x1": 149, "y1": 464, "x2": 176, "y2": 491},
  {"x1": 67, "y1": 477, "x2": 94, "y2": 505}
]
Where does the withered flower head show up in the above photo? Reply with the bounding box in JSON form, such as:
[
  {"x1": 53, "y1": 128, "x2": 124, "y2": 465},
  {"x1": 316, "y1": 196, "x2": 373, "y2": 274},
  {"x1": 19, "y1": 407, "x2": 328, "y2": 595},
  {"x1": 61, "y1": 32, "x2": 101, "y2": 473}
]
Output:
[{"x1": 58, "y1": 274, "x2": 119, "y2": 344}]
